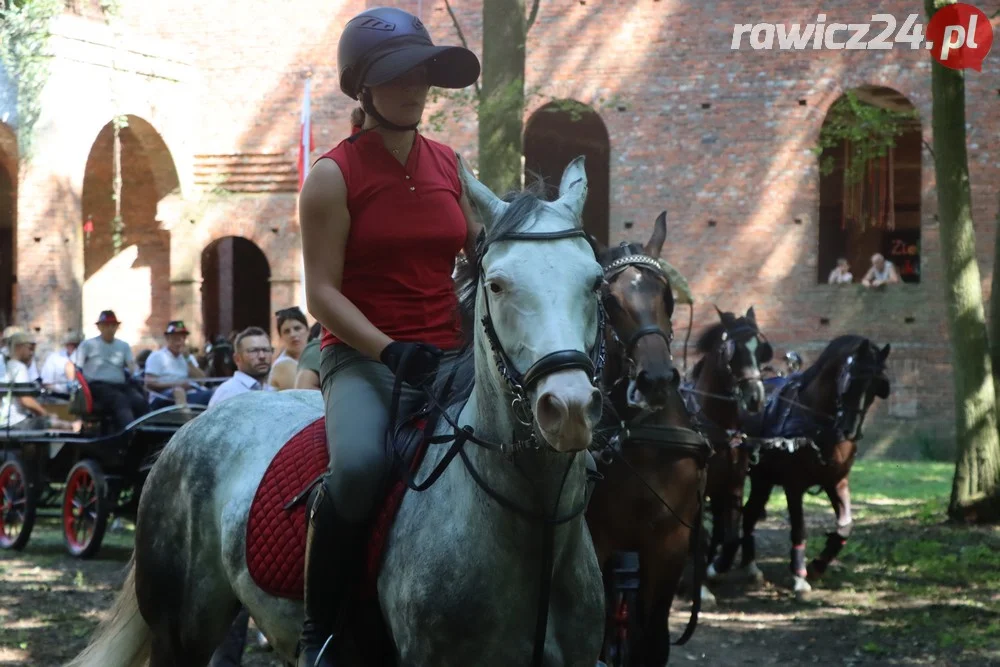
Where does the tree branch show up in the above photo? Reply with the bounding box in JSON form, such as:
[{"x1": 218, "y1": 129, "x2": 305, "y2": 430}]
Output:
[
  {"x1": 444, "y1": 0, "x2": 480, "y2": 98},
  {"x1": 526, "y1": 0, "x2": 540, "y2": 32},
  {"x1": 922, "y1": 138, "x2": 936, "y2": 163}
]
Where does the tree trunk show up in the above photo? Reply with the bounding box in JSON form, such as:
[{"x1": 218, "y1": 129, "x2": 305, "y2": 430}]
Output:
[
  {"x1": 478, "y1": 0, "x2": 526, "y2": 195},
  {"x1": 989, "y1": 194, "x2": 1000, "y2": 409},
  {"x1": 925, "y1": 0, "x2": 1000, "y2": 522}
]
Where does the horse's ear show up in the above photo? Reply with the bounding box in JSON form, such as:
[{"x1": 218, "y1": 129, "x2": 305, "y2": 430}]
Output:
[
  {"x1": 879, "y1": 343, "x2": 891, "y2": 362},
  {"x1": 746, "y1": 306, "x2": 757, "y2": 324},
  {"x1": 643, "y1": 211, "x2": 667, "y2": 259},
  {"x1": 457, "y1": 152, "x2": 508, "y2": 230},
  {"x1": 556, "y1": 156, "x2": 588, "y2": 225},
  {"x1": 713, "y1": 304, "x2": 725, "y2": 321}
]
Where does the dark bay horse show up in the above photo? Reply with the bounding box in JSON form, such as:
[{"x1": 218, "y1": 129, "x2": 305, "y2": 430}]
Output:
[
  {"x1": 201, "y1": 335, "x2": 237, "y2": 378},
  {"x1": 683, "y1": 308, "x2": 770, "y2": 605},
  {"x1": 738, "y1": 335, "x2": 890, "y2": 597},
  {"x1": 586, "y1": 213, "x2": 712, "y2": 666}
]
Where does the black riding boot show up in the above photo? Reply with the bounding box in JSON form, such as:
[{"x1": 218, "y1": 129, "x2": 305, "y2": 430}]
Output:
[{"x1": 296, "y1": 479, "x2": 368, "y2": 667}]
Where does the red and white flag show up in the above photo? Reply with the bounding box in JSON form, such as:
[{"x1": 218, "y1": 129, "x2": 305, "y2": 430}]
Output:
[{"x1": 297, "y1": 78, "x2": 315, "y2": 191}]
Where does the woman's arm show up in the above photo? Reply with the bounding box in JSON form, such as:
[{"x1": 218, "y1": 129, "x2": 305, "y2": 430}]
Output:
[
  {"x1": 459, "y1": 191, "x2": 483, "y2": 261},
  {"x1": 269, "y1": 359, "x2": 298, "y2": 391},
  {"x1": 299, "y1": 159, "x2": 393, "y2": 361}
]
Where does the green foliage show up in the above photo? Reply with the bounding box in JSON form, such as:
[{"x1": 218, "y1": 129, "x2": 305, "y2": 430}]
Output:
[
  {"x1": 814, "y1": 91, "x2": 918, "y2": 185},
  {"x1": 0, "y1": 0, "x2": 62, "y2": 163}
]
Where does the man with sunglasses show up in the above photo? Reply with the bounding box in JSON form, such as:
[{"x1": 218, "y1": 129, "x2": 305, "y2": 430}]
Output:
[{"x1": 208, "y1": 326, "x2": 275, "y2": 407}]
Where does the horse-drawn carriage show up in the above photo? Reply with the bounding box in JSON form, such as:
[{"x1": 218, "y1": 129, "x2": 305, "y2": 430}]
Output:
[{"x1": 0, "y1": 374, "x2": 205, "y2": 558}]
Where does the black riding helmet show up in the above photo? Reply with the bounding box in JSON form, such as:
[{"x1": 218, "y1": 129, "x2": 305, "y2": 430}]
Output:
[{"x1": 338, "y1": 6, "x2": 480, "y2": 131}]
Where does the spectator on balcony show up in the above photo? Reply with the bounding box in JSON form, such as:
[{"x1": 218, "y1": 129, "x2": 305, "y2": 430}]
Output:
[
  {"x1": 827, "y1": 257, "x2": 854, "y2": 285},
  {"x1": 861, "y1": 253, "x2": 900, "y2": 289}
]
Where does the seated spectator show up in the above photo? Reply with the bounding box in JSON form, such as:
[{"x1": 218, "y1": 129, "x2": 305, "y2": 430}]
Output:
[
  {"x1": 295, "y1": 322, "x2": 323, "y2": 390},
  {"x1": 268, "y1": 307, "x2": 309, "y2": 391},
  {"x1": 145, "y1": 321, "x2": 212, "y2": 409},
  {"x1": 41, "y1": 329, "x2": 84, "y2": 393},
  {"x1": 861, "y1": 253, "x2": 900, "y2": 289},
  {"x1": 1, "y1": 331, "x2": 51, "y2": 430},
  {"x1": 209, "y1": 327, "x2": 275, "y2": 407},
  {"x1": 67, "y1": 310, "x2": 149, "y2": 431},
  {"x1": 2, "y1": 325, "x2": 40, "y2": 383},
  {"x1": 827, "y1": 258, "x2": 854, "y2": 284}
]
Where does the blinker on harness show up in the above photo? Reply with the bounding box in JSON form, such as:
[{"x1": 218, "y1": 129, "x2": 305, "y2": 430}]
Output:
[{"x1": 385, "y1": 223, "x2": 606, "y2": 667}]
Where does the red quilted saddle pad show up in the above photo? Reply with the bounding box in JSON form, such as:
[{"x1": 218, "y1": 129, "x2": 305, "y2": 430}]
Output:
[{"x1": 246, "y1": 417, "x2": 429, "y2": 600}]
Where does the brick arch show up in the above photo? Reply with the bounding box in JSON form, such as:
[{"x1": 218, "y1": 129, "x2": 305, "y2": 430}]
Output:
[
  {"x1": 200, "y1": 235, "x2": 272, "y2": 343},
  {"x1": 81, "y1": 115, "x2": 180, "y2": 345},
  {"x1": 0, "y1": 122, "x2": 16, "y2": 329},
  {"x1": 816, "y1": 85, "x2": 922, "y2": 287},
  {"x1": 524, "y1": 100, "x2": 611, "y2": 245}
]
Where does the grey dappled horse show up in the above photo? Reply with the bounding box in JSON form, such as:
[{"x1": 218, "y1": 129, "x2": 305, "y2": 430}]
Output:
[{"x1": 65, "y1": 157, "x2": 607, "y2": 667}]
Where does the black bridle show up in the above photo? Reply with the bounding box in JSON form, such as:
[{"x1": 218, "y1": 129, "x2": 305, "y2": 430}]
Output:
[
  {"x1": 380, "y1": 224, "x2": 607, "y2": 667},
  {"x1": 478, "y1": 229, "x2": 606, "y2": 443},
  {"x1": 598, "y1": 247, "x2": 711, "y2": 646}
]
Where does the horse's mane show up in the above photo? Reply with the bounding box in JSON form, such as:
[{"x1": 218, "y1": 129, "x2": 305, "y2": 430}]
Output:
[
  {"x1": 797, "y1": 334, "x2": 870, "y2": 389},
  {"x1": 444, "y1": 183, "x2": 549, "y2": 408}
]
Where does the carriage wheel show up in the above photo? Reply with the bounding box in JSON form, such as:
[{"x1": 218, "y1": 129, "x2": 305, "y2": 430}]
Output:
[
  {"x1": 63, "y1": 459, "x2": 109, "y2": 559},
  {"x1": 0, "y1": 458, "x2": 36, "y2": 551}
]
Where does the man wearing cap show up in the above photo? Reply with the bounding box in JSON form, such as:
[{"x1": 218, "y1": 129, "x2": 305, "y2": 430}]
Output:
[
  {"x1": 145, "y1": 320, "x2": 212, "y2": 409},
  {"x1": 1, "y1": 325, "x2": 40, "y2": 385},
  {"x1": 1, "y1": 331, "x2": 51, "y2": 430},
  {"x1": 41, "y1": 329, "x2": 85, "y2": 393},
  {"x1": 66, "y1": 310, "x2": 148, "y2": 431}
]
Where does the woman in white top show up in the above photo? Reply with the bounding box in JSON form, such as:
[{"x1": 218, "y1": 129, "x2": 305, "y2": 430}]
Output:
[{"x1": 268, "y1": 307, "x2": 309, "y2": 390}]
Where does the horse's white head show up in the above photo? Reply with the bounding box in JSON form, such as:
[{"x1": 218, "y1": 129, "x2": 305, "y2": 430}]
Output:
[{"x1": 459, "y1": 156, "x2": 604, "y2": 453}]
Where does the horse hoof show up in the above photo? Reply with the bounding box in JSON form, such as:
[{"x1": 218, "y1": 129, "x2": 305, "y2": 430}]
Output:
[
  {"x1": 700, "y1": 585, "x2": 718, "y2": 609},
  {"x1": 793, "y1": 576, "x2": 812, "y2": 600},
  {"x1": 745, "y1": 562, "x2": 765, "y2": 586}
]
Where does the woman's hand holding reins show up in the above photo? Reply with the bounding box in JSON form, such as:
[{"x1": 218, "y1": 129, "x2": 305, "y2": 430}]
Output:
[{"x1": 380, "y1": 341, "x2": 443, "y2": 388}]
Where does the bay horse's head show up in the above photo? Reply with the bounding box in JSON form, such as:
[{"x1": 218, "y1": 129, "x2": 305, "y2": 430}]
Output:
[
  {"x1": 801, "y1": 336, "x2": 891, "y2": 441},
  {"x1": 696, "y1": 307, "x2": 772, "y2": 414},
  {"x1": 594, "y1": 211, "x2": 680, "y2": 411},
  {"x1": 457, "y1": 155, "x2": 605, "y2": 453}
]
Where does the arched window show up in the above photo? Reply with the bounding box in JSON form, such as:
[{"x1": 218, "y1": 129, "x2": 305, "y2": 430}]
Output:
[
  {"x1": 817, "y1": 86, "x2": 921, "y2": 285},
  {"x1": 524, "y1": 100, "x2": 611, "y2": 246}
]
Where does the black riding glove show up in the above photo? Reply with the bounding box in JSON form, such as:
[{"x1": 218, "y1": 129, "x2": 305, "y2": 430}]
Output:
[{"x1": 380, "y1": 341, "x2": 443, "y2": 388}]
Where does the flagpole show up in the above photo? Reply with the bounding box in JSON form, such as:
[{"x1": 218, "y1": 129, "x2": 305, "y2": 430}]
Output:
[{"x1": 298, "y1": 76, "x2": 312, "y2": 312}]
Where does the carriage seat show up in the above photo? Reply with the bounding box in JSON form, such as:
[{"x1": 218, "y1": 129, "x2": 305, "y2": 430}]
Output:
[{"x1": 68, "y1": 367, "x2": 113, "y2": 434}]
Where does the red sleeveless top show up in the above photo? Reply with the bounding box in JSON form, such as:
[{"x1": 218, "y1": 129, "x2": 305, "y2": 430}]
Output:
[{"x1": 318, "y1": 130, "x2": 466, "y2": 351}]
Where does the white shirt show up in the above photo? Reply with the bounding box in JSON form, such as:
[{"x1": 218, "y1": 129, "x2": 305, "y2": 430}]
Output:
[
  {"x1": 41, "y1": 348, "x2": 71, "y2": 391},
  {"x1": 145, "y1": 347, "x2": 198, "y2": 383},
  {"x1": 208, "y1": 371, "x2": 274, "y2": 407},
  {"x1": 1, "y1": 359, "x2": 31, "y2": 427},
  {"x1": 2, "y1": 346, "x2": 38, "y2": 382}
]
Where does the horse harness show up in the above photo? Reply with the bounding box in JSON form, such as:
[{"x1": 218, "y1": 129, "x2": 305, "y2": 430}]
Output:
[{"x1": 598, "y1": 246, "x2": 713, "y2": 645}]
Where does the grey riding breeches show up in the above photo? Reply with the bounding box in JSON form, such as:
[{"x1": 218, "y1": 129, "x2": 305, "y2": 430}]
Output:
[{"x1": 319, "y1": 343, "x2": 461, "y2": 523}]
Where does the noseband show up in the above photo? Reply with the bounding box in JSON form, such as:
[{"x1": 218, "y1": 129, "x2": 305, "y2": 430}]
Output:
[
  {"x1": 601, "y1": 248, "x2": 674, "y2": 368},
  {"x1": 477, "y1": 228, "x2": 606, "y2": 431}
]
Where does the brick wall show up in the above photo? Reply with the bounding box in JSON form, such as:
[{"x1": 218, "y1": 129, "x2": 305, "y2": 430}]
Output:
[{"x1": 3, "y1": 0, "x2": 999, "y2": 457}]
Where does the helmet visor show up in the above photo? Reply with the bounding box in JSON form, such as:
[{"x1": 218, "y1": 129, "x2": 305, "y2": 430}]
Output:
[{"x1": 362, "y1": 40, "x2": 480, "y2": 91}]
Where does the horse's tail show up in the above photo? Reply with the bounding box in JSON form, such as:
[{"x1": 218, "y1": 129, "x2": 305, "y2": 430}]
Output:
[{"x1": 64, "y1": 557, "x2": 151, "y2": 667}]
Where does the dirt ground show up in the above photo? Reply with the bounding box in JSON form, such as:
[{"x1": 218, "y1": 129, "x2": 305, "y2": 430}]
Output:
[{"x1": 2, "y1": 482, "x2": 998, "y2": 667}]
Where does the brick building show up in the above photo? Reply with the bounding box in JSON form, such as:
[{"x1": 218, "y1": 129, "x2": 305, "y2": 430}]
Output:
[{"x1": 1, "y1": 0, "x2": 998, "y2": 457}]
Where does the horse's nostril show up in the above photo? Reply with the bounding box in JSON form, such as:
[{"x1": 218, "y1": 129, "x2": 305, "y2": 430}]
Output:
[
  {"x1": 536, "y1": 392, "x2": 567, "y2": 432},
  {"x1": 586, "y1": 387, "x2": 603, "y2": 423}
]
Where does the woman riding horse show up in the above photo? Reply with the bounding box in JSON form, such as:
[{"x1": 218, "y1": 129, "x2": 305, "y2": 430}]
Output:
[{"x1": 296, "y1": 8, "x2": 482, "y2": 665}]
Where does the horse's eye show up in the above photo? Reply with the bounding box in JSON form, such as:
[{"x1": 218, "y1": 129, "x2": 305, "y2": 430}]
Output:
[{"x1": 488, "y1": 282, "x2": 503, "y2": 295}]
